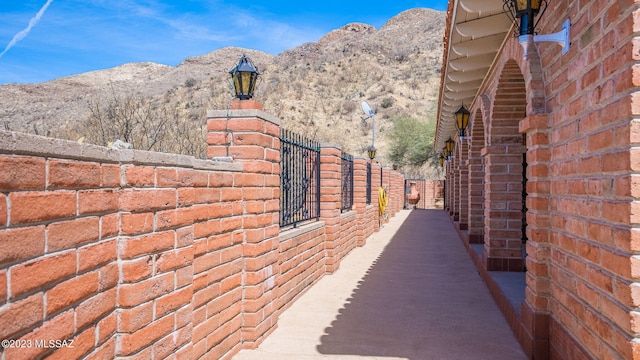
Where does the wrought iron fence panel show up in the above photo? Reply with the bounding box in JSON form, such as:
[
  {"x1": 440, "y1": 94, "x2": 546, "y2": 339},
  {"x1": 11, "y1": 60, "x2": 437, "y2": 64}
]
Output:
[
  {"x1": 280, "y1": 129, "x2": 321, "y2": 228},
  {"x1": 341, "y1": 152, "x2": 354, "y2": 212},
  {"x1": 366, "y1": 162, "x2": 372, "y2": 204}
]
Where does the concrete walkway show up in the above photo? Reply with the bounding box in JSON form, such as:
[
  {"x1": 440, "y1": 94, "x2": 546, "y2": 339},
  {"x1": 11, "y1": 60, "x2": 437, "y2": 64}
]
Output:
[{"x1": 233, "y1": 209, "x2": 527, "y2": 360}]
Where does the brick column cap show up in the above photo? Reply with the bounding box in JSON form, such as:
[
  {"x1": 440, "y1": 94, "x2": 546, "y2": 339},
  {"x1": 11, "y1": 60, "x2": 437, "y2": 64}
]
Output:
[{"x1": 207, "y1": 109, "x2": 280, "y2": 126}]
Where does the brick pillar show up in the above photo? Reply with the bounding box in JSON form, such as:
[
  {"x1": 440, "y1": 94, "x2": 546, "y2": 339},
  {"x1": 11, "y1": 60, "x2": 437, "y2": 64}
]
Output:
[
  {"x1": 385, "y1": 168, "x2": 401, "y2": 216},
  {"x1": 397, "y1": 172, "x2": 405, "y2": 213},
  {"x1": 390, "y1": 170, "x2": 404, "y2": 215},
  {"x1": 445, "y1": 162, "x2": 452, "y2": 213},
  {"x1": 353, "y1": 158, "x2": 368, "y2": 246},
  {"x1": 451, "y1": 156, "x2": 458, "y2": 218},
  {"x1": 386, "y1": 169, "x2": 394, "y2": 214},
  {"x1": 482, "y1": 144, "x2": 526, "y2": 271},
  {"x1": 468, "y1": 136, "x2": 485, "y2": 244},
  {"x1": 458, "y1": 140, "x2": 469, "y2": 230},
  {"x1": 319, "y1": 145, "x2": 341, "y2": 273},
  {"x1": 520, "y1": 114, "x2": 551, "y2": 358},
  {"x1": 452, "y1": 151, "x2": 460, "y2": 221},
  {"x1": 206, "y1": 105, "x2": 281, "y2": 348}
]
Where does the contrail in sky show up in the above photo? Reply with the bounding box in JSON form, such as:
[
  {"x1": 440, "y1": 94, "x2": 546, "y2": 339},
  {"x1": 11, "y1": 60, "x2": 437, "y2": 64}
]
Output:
[{"x1": 0, "y1": 0, "x2": 55, "y2": 59}]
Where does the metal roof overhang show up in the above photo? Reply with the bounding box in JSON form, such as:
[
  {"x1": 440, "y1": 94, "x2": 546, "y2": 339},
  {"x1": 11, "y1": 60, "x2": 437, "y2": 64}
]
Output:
[{"x1": 435, "y1": 0, "x2": 513, "y2": 152}]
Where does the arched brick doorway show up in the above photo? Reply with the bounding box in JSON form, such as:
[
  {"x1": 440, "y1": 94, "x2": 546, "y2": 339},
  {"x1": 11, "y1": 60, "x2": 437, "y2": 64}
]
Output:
[{"x1": 483, "y1": 59, "x2": 527, "y2": 272}]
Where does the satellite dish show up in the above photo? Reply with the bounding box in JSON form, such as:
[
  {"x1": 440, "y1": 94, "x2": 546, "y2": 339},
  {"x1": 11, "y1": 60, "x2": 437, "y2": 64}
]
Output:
[{"x1": 361, "y1": 101, "x2": 375, "y2": 118}]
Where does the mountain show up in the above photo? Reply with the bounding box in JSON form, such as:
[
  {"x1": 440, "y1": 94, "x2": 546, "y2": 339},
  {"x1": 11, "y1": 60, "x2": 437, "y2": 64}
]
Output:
[{"x1": 0, "y1": 8, "x2": 445, "y2": 163}]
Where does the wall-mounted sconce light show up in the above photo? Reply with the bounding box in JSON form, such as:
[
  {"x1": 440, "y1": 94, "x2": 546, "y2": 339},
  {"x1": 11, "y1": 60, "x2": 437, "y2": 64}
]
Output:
[
  {"x1": 442, "y1": 146, "x2": 450, "y2": 163},
  {"x1": 503, "y1": 0, "x2": 570, "y2": 59},
  {"x1": 229, "y1": 54, "x2": 260, "y2": 100},
  {"x1": 455, "y1": 104, "x2": 471, "y2": 141},
  {"x1": 439, "y1": 154, "x2": 445, "y2": 167},
  {"x1": 392, "y1": 163, "x2": 398, "y2": 171},
  {"x1": 445, "y1": 137, "x2": 455, "y2": 160}
]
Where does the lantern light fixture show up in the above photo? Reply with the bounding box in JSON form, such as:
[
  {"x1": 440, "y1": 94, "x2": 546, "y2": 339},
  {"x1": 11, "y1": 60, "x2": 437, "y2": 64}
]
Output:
[
  {"x1": 392, "y1": 163, "x2": 398, "y2": 171},
  {"x1": 367, "y1": 146, "x2": 377, "y2": 160},
  {"x1": 502, "y1": 0, "x2": 570, "y2": 59},
  {"x1": 445, "y1": 137, "x2": 455, "y2": 160},
  {"x1": 442, "y1": 146, "x2": 450, "y2": 163},
  {"x1": 229, "y1": 54, "x2": 260, "y2": 100},
  {"x1": 439, "y1": 154, "x2": 445, "y2": 167},
  {"x1": 455, "y1": 103, "x2": 471, "y2": 141}
]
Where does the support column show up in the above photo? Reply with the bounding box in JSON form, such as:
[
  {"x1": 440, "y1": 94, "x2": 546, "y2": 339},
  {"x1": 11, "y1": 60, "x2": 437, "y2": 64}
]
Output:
[
  {"x1": 452, "y1": 152, "x2": 460, "y2": 221},
  {"x1": 353, "y1": 158, "x2": 369, "y2": 246},
  {"x1": 520, "y1": 114, "x2": 551, "y2": 358},
  {"x1": 482, "y1": 144, "x2": 526, "y2": 271},
  {"x1": 206, "y1": 104, "x2": 281, "y2": 348},
  {"x1": 468, "y1": 140, "x2": 485, "y2": 244},
  {"x1": 319, "y1": 145, "x2": 342, "y2": 273},
  {"x1": 458, "y1": 141, "x2": 469, "y2": 230},
  {"x1": 445, "y1": 162, "x2": 452, "y2": 213}
]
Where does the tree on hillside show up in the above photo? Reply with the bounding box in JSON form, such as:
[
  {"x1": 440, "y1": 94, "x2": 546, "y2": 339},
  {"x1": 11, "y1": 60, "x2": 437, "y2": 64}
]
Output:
[
  {"x1": 387, "y1": 115, "x2": 440, "y2": 177},
  {"x1": 74, "y1": 87, "x2": 206, "y2": 158}
]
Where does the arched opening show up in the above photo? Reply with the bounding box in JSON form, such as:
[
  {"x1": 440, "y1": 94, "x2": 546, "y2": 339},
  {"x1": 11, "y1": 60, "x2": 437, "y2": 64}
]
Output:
[{"x1": 483, "y1": 59, "x2": 527, "y2": 272}]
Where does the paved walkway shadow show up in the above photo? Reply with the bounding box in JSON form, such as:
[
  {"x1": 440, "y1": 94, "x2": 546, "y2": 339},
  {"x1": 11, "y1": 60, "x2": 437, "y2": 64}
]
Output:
[
  {"x1": 232, "y1": 209, "x2": 526, "y2": 360},
  {"x1": 316, "y1": 210, "x2": 526, "y2": 359}
]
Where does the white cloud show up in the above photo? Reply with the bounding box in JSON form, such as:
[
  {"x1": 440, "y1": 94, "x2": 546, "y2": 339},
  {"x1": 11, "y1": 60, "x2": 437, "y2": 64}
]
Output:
[{"x1": 0, "y1": 0, "x2": 55, "y2": 59}]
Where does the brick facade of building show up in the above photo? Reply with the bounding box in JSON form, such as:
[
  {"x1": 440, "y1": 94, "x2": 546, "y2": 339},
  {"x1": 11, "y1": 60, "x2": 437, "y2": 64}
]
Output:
[{"x1": 440, "y1": 1, "x2": 640, "y2": 358}]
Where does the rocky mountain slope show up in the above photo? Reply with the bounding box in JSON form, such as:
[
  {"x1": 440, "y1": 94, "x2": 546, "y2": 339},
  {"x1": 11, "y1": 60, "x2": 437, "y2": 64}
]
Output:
[{"x1": 0, "y1": 8, "x2": 445, "y2": 163}]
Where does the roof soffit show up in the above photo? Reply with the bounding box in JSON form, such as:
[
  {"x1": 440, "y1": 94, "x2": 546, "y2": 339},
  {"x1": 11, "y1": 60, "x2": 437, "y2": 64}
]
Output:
[{"x1": 436, "y1": 0, "x2": 512, "y2": 151}]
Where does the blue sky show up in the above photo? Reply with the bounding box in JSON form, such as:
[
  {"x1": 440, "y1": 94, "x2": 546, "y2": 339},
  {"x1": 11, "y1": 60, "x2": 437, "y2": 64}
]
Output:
[{"x1": 0, "y1": 0, "x2": 448, "y2": 84}]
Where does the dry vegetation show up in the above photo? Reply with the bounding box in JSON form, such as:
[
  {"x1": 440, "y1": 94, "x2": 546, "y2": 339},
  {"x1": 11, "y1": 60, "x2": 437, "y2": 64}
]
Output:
[{"x1": 0, "y1": 8, "x2": 445, "y2": 176}]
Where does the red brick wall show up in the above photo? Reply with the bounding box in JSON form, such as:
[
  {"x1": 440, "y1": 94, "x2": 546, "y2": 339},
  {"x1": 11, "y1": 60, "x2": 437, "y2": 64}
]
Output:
[
  {"x1": 536, "y1": 2, "x2": 638, "y2": 358},
  {"x1": 446, "y1": 0, "x2": 640, "y2": 358},
  {"x1": 387, "y1": 170, "x2": 407, "y2": 214},
  {"x1": 353, "y1": 159, "x2": 376, "y2": 246},
  {"x1": 0, "y1": 107, "x2": 405, "y2": 360},
  {"x1": 277, "y1": 223, "x2": 326, "y2": 313},
  {"x1": 543, "y1": 2, "x2": 639, "y2": 357},
  {"x1": 0, "y1": 143, "x2": 121, "y2": 360},
  {"x1": 452, "y1": 153, "x2": 460, "y2": 220}
]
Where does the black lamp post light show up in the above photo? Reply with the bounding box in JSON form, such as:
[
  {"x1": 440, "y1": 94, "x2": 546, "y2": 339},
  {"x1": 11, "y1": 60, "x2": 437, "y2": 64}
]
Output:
[
  {"x1": 367, "y1": 146, "x2": 377, "y2": 160},
  {"x1": 455, "y1": 103, "x2": 471, "y2": 141},
  {"x1": 502, "y1": 0, "x2": 570, "y2": 59},
  {"x1": 229, "y1": 54, "x2": 260, "y2": 100}
]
